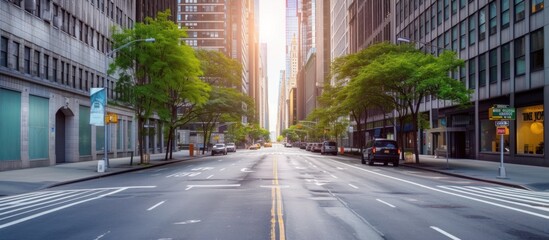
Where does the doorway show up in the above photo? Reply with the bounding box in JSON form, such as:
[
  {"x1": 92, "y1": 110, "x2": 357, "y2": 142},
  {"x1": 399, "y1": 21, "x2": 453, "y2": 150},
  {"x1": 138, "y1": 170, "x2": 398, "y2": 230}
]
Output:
[{"x1": 55, "y1": 107, "x2": 74, "y2": 164}]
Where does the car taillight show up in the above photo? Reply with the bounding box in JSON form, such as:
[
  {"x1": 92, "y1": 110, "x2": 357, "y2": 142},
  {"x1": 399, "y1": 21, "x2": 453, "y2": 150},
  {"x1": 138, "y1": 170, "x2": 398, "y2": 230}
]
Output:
[{"x1": 372, "y1": 147, "x2": 376, "y2": 154}]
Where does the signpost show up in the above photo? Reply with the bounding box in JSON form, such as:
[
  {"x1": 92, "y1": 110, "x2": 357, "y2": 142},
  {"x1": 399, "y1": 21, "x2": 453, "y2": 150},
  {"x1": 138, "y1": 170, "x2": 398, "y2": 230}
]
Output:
[
  {"x1": 491, "y1": 106, "x2": 514, "y2": 179},
  {"x1": 441, "y1": 117, "x2": 449, "y2": 169}
]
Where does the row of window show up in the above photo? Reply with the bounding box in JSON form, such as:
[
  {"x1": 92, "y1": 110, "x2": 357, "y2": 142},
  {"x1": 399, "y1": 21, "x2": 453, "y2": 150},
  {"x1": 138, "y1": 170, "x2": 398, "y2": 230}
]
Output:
[
  {"x1": 459, "y1": 29, "x2": 544, "y2": 89},
  {"x1": 0, "y1": 37, "x2": 118, "y2": 99},
  {"x1": 398, "y1": 0, "x2": 543, "y2": 46}
]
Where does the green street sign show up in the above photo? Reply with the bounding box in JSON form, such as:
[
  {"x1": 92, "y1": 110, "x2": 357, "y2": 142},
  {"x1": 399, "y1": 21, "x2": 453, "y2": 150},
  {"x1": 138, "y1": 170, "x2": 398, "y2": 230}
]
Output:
[{"x1": 489, "y1": 107, "x2": 516, "y2": 120}]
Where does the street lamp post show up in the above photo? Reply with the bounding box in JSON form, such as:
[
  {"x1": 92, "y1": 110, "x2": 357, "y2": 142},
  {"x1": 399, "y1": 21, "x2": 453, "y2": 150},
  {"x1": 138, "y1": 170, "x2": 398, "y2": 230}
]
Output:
[{"x1": 103, "y1": 38, "x2": 155, "y2": 168}]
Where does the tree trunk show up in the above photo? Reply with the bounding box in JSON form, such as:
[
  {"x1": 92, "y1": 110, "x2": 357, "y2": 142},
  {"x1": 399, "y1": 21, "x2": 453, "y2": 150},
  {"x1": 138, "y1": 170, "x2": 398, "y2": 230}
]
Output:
[{"x1": 138, "y1": 116, "x2": 145, "y2": 164}]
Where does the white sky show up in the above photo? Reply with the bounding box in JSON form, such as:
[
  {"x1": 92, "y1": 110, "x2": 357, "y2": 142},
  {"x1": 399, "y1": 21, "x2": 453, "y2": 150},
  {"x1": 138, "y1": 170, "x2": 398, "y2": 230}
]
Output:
[{"x1": 259, "y1": 0, "x2": 285, "y2": 134}]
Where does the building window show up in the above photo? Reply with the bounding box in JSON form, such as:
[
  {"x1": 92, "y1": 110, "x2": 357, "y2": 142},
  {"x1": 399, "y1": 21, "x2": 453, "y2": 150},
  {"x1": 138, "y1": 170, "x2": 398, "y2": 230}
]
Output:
[
  {"x1": 480, "y1": 119, "x2": 510, "y2": 153},
  {"x1": 501, "y1": 43, "x2": 511, "y2": 80},
  {"x1": 452, "y1": 26, "x2": 458, "y2": 51},
  {"x1": 33, "y1": 50, "x2": 39, "y2": 77},
  {"x1": 517, "y1": 105, "x2": 544, "y2": 155},
  {"x1": 501, "y1": 0, "x2": 510, "y2": 29},
  {"x1": 44, "y1": 54, "x2": 49, "y2": 80},
  {"x1": 515, "y1": 0, "x2": 525, "y2": 22},
  {"x1": 489, "y1": 2, "x2": 497, "y2": 35},
  {"x1": 460, "y1": 21, "x2": 467, "y2": 50},
  {"x1": 52, "y1": 58, "x2": 58, "y2": 82},
  {"x1": 469, "y1": 58, "x2": 476, "y2": 89},
  {"x1": 531, "y1": 0, "x2": 544, "y2": 13},
  {"x1": 479, "y1": 9, "x2": 486, "y2": 41},
  {"x1": 531, "y1": 29, "x2": 544, "y2": 72},
  {"x1": 479, "y1": 53, "x2": 486, "y2": 87},
  {"x1": 0, "y1": 37, "x2": 7, "y2": 67},
  {"x1": 444, "y1": 0, "x2": 450, "y2": 20},
  {"x1": 460, "y1": 0, "x2": 466, "y2": 8},
  {"x1": 437, "y1": 0, "x2": 443, "y2": 25},
  {"x1": 489, "y1": 49, "x2": 497, "y2": 84},
  {"x1": 452, "y1": 0, "x2": 458, "y2": 15},
  {"x1": 469, "y1": 16, "x2": 476, "y2": 45},
  {"x1": 12, "y1": 41, "x2": 20, "y2": 71},
  {"x1": 72, "y1": 66, "x2": 76, "y2": 88},
  {"x1": 60, "y1": 60, "x2": 65, "y2": 84},
  {"x1": 24, "y1": 47, "x2": 31, "y2": 74},
  {"x1": 431, "y1": 6, "x2": 437, "y2": 30},
  {"x1": 515, "y1": 37, "x2": 526, "y2": 76}
]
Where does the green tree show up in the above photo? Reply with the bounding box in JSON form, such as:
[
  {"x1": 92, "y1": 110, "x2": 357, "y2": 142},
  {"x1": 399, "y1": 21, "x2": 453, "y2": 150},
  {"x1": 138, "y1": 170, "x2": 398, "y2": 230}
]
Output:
[
  {"x1": 110, "y1": 10, "x2": 209, "y2": 163},
  {"x1": 359, "y1": 44, "x2": 470, "y2": 163},
  {"x1": 193, "y1": 50, "x2": 253, "y2": 154}
]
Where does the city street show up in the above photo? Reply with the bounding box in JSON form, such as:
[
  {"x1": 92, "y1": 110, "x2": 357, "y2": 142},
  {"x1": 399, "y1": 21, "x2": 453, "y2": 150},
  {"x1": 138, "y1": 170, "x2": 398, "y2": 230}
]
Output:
[{"x1": 0, "y1": 144, "x2": 548, "y2": 240}]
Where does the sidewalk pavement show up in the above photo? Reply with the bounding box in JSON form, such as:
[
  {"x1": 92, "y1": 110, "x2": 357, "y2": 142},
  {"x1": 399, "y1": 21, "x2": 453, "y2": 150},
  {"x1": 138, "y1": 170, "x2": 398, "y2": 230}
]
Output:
[
  {"x1": 0, "y1": 150, "x2": 206, "y2": 196},
  {"x1": 402, "y1": 154, "x2": 549, "y2": 192},
  {"x1": 0, "y1": 150, "x2": 548, "y2": 197}
]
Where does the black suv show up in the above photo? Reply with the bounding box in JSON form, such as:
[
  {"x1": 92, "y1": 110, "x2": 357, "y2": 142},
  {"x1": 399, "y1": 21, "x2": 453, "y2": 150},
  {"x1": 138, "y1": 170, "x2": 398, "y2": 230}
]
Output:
[{"x1": 362, "y1": 139, "x2": 400, "y2": 167}]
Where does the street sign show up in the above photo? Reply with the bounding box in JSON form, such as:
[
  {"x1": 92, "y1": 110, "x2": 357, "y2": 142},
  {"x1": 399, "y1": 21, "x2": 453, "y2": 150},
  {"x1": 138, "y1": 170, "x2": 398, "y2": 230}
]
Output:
[
  {"x1": 494, "y1": 120, "x2": 510, "y2": 127},
  {"x1": 489, "y1": 107, "x2": 516, "y2": 120},
  {"x1": 496, "y1": 127, "x2": 509, "y2": 135}
]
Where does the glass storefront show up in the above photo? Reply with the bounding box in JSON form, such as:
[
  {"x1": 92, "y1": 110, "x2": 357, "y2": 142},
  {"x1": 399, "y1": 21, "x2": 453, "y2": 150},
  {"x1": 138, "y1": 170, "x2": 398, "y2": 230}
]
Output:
[
  {"x1": 517, "y1": 105, "x2": 544, "y2": 155},
  {"x1": 480, "y1": 119, "x2": 510, "y2": 153}
]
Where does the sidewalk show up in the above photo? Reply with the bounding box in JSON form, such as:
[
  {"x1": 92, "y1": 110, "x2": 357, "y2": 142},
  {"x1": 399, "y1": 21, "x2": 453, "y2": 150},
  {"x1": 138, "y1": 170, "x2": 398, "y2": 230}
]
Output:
[
  {"x1": 0, "y1": 150, "x2": 205, "y2": 196},
  {"x1": 402, "y1": 155, "x2": 549, "y2": 192}
]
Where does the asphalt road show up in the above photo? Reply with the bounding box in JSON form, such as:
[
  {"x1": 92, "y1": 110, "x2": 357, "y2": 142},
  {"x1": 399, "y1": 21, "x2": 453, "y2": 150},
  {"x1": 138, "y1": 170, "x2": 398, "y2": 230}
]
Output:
[{"x1": 1, "y1": 144, "x2": 548, "y2": 240}]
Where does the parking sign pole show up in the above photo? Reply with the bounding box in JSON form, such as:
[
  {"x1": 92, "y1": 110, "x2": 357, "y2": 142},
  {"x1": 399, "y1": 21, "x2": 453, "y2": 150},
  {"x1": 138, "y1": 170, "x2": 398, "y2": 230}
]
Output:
[{"x1": 498, "y1": 132, "x2": 507, "y2": 178}]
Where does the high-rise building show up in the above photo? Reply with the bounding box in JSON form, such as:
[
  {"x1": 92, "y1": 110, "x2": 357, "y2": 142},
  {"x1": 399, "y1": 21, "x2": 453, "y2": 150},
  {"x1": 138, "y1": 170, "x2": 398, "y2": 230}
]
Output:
[
  {"x1": 136, "y1": 0, "x2": 177, "y2": 22},
  {"x1": 0, "y1": 0, "x2": 141, "y2": 170},
  {"x1": 393, "y1": 0, "x2": 548, "y2": 166},
  {"x1": 177, "y1": 0, "x2": 228, "y2": 52}
]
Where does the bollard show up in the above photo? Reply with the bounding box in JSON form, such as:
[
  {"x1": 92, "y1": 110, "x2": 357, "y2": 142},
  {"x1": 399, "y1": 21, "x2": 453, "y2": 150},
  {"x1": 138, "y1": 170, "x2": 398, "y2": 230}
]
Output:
[
  {"x1": 97, "y1": 160, "x2": 105, "y2": 173},
  {"x1": 130, "y1": 151, "x2": 134, "y2": 166},
  {"x1": 189, "y1": 144, "x2": 194, "y2": 157}
]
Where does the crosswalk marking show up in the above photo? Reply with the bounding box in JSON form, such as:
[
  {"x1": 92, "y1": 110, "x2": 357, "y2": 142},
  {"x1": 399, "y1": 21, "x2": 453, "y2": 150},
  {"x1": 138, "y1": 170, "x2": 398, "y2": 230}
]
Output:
[
  {"x1": 0, "y1": 186, "x2": 155, "y2": 229},
  {"x1": 438, "y1": 186, "x2": 549, "y2": 211}
]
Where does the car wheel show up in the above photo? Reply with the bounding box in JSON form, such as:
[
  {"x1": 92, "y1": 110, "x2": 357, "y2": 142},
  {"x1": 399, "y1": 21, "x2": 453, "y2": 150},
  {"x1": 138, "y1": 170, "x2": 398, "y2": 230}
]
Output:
[
  {"x1": 211, "y1": 152, "x2": 214, "y2": 156},
  {"x1": 368, "y1": 156, "x2": 374, "y2": 166},
  {"x1": 393, "y1": 160, "x2": 399, "y2": 167},
  {"x1": 333, "y1": 152, "x2": 337, "y2": 156},
  {"x1": 383, "y1": 162, "x2": 388, "y2": 166},
  {"x1": 361, "y1": 156, "x2": 366, "y2": 164}
]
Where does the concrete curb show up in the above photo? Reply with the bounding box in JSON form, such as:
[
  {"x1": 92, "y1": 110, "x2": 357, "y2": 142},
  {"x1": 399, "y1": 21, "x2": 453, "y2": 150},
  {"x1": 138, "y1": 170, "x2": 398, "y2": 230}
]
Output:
[{"x1": 46, "y1": 156, "x2": 199, "y2": 189}]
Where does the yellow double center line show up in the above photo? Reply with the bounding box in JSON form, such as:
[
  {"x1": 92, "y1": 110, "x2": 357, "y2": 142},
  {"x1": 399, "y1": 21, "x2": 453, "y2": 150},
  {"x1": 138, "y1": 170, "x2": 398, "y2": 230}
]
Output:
[{"x1": 271, "y1": 157, "x2": 286, "y2": 240}]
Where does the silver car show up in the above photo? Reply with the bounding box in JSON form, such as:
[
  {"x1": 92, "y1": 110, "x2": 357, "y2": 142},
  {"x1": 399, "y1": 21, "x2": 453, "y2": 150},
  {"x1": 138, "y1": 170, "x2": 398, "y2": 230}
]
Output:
[
  {"x1": 321, "y1": 141, "x2": 338, "y2": 155},
  {"x1": 226, "y1": 143, "x2": 236, "y2": 152},
  {"x1": 211, "y1": 143, "x2": 227, "y2": 155}
]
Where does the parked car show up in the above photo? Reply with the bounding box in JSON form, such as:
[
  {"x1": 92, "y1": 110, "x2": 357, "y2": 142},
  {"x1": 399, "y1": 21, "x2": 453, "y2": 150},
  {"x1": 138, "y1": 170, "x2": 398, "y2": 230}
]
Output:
[
  {"x1": 226, "y1": 143, "x2": 236, "y2": 152},
  {"x1": 211, "y1": 143, "x2": 227, "y2": 156},
  {"x1": 264, "y1": 142, "x2": 272, "y2": 147},
  {"x1": 249, "y1": 143, "x2": 260, "y2": 150},
  {"x1": 285, "y1": 142, "x2": 292, "y2": 148},
  {"x1": 306, "y1": 143, "x2": 313, "y2": 151},
  {"x1": 312, "y1": 143, "x2": 322, "y2": 152},
  {"x1": 321, "y1": 141, "x2": 338, "y2": 155},
  {"x1": 299, "y1": 142, "x2": 307, "y2": 149},
  {"x1": 362, "y1": 139, "x2": 400, "y2": 167}
]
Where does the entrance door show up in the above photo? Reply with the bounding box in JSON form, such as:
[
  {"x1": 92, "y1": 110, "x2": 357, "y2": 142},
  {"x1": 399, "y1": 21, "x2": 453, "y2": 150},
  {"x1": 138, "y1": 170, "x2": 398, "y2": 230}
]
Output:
[{"x1": 55, "y1": 110, "x2": 66, "y2": 163}]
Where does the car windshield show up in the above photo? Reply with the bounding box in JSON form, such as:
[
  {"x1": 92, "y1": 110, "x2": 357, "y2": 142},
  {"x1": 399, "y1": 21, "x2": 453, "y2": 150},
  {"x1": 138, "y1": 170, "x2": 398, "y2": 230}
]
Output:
[
  {"x1": 375, "y1": 141, "x2": 397, "y2": 149},
  {"x1": 215, "y1": 144, "x2": 224, "y2": 147},
  {"x1": 326, "y1": 142, "x2": 336, "y2": 146}
]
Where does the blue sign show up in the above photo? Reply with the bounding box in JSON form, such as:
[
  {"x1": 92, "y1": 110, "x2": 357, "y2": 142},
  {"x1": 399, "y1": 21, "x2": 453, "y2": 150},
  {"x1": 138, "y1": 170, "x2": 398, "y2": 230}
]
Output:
[{"x1": 90, "y1": 88, "x2": 106, "y2": 126}]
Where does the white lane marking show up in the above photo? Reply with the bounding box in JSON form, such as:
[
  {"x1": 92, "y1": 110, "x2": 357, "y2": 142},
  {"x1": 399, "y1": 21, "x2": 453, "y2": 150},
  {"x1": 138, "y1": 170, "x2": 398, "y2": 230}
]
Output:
[
  {"x1": 336, "y1": 161, "x2": 549, "y2": 220},
  {"x1": 376, "y1": 199, "x2": 396, "y2": 208},
  {"x1": 438, "y1": 186, "x2": 549, "y2": 211},
  {"x1": 93, "y1": 231, "x2": 111, "y2": 240},
  {"x1": 147, "y1": 201, "x2": 165, "y2": 211},
  {"x1": 336, "y1": 167, "x2": 345, "y2": 170},
  {"x1": 206, "y1": 175, "x2": 214, "y2": 179},
  {"x1": 430, "y1": 226, "x2": 461, "y2": 240},
  {"x1": 185, "y1": 184, "x2": 241, "y2": 191},
  {"x1": 219, "y1": 168, "x2": 226, "y2": 172},
  {"x1": 330, "y1": 174, "x2": 338, "y2": 179},
  {"x1": 241, "y1": 168, "x2": 254, "y2": 172},
  {"x1": 0, "y1": 186, "x2": 155, "y2": 229},
  {"x1": 174, "y1": 220, "x2": 201, "y2": 225},
  {"x1": 348, "y1": 184, "x2": 359, "y2": 189}
]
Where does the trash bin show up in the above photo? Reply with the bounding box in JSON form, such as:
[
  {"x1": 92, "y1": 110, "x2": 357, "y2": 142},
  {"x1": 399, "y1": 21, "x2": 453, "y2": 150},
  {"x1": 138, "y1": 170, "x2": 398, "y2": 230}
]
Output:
[
  {"x1": 97, "y1": 160, "x2": 105, "y2": 173},
  {"x1": 189, "y1": 144, "x2": 194, "y2": 157}
]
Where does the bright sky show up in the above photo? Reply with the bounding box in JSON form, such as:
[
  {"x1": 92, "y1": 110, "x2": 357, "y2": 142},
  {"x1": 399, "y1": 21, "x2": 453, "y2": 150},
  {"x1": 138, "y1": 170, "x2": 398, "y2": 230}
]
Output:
[{"x1": 259, "y1": 0, "x2": 285, "y2": 135}]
